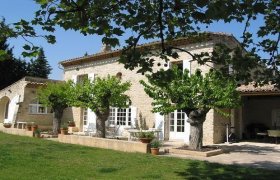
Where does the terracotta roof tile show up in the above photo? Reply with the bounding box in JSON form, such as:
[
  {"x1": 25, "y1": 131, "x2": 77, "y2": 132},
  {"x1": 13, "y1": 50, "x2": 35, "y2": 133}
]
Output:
[{"x1": 237, "y1": 82, "x2": 280, "y2": 93}]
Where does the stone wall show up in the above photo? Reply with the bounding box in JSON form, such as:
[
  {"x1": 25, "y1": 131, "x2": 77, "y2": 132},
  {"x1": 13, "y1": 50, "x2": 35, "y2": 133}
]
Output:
[
  {"x1": 0, "y1": 125, "x2": 33, "y2": 137},
  {"x1": 213, "y1": 109, "x2": 231, "y2": 144},
  {"x1": 16, "y1": 87, "x2": 53, "y2": 128},
  {"x1": 58, "y1": 135, "x2": 149, "y2": 153}
]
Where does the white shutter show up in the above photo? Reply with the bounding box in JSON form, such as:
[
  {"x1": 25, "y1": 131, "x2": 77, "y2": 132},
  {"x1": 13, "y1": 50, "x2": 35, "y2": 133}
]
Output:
[
  {"x1": 88, "y1": 73, "x2": 95, "y2": 82},
  {"x1": 155, "y1": 112, "x2": 164, "y2": 140},
  {"x1": 183, "y1": 60, "x2": 191, "y2": 74},
  {"x1": 130, "y1": 106, "x2": 137, "y2": 128},
  {"x1": 72, "y1": 75, "x2": 77, "y2": 84},
  {"x1": 87, "y1": 108, "x2": 96, "y2": 132}
]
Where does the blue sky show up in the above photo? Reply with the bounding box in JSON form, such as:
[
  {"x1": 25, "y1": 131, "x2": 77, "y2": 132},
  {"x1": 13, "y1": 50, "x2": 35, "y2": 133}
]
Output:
[{"x1": 1, "y1": 0, "x2": 266, "y2": 80}]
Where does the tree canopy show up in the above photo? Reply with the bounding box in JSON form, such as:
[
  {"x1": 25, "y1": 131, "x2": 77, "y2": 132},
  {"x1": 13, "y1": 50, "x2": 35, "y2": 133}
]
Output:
[
  {"x1": 70, "y1": 76, "x2": 131, "y2": 114},
  {"x1": 141, "y1": 67, "x2": 240, "y2": 115},
  {"x1": 0, "y1": 1, "x2": 278, "y2": 84},
  {"x1": 38, "y1": 81, "x2": 72, "y2": 134},
  {"x1": 69, "y1": 75, "x2": 131, "y2": 137},
  {"x1": 0, "y1": 20, "x2": 29, "y2": 90},
  {"x1": 141, "y1": 66, "x2": 240, "y2": 149},
  {"x1": 28, "y1": 0, "x2": 279, "y2": 81},
  {"x1": 0, "y1": 1, "x2": 277, "y2": 80}
]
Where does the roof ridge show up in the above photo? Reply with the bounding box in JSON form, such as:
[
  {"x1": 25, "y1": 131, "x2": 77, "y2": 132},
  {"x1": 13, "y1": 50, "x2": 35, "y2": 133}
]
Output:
[{"x1": 60, "y1": 32, "x2": 237, "y2": 66}]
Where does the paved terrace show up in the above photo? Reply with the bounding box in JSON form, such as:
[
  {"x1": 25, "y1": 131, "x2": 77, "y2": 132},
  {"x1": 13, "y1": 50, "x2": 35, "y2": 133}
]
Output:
[{"x1": 163, "y1": 141, "x2": 280, "y2": 171}]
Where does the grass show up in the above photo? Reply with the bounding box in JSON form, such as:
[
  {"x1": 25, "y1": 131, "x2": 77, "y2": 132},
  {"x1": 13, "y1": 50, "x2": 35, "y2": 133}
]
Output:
[{"x1": 0, "y1": 132, "x2": 279, "y2": 180}]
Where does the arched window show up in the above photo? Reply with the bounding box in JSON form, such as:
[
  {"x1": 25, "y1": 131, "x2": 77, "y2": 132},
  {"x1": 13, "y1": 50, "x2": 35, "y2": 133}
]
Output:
[
  {"x1": 29, "y1": 99, "x2": 48, "y2": 114},
  {"x1": 4, "y1": 100, "x2": 9, "y2": 119}
]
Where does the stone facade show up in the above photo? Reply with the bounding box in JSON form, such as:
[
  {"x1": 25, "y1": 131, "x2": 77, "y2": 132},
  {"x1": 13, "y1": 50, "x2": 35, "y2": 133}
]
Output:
[
  {"x1": 0, "y1": 77, "x2": 61, "y2": 130},
  {"x1": 61, "y1": 33, "x2": 240, "y2": 144}
]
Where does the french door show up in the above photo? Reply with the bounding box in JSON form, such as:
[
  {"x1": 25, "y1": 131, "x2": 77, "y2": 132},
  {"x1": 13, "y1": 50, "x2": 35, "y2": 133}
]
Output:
[{"x1": 169, "y1": 110, "x2": 188, "y2": 140}]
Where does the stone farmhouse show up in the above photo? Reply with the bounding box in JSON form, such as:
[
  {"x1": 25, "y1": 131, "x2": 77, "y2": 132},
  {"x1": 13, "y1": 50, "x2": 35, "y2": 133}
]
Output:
[{"x1": 59, "y1": 32, "x2": 241, "y2": 145}]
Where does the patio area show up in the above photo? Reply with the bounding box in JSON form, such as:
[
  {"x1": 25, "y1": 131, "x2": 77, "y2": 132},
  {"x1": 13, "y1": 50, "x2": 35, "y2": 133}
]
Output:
[{"x1": 163, "y1": 141, "x2": 280, "y2": 170}]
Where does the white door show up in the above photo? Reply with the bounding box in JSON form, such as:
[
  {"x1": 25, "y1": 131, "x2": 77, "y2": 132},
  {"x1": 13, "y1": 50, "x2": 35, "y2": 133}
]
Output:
[
  {"x1": 169, "y1": 110, "x2": 190, "y2": 143},
  {"x1": 82, "y1": 108, "x2": 96, "y2": 133}
]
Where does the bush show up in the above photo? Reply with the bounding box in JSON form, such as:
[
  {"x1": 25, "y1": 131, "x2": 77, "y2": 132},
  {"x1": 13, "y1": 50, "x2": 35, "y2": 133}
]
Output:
[
  {"x1": 137, "y1": 131, "x2": 155, "y2": 139},
  {"x1": 150, "y1": 140, "x2": 162, "y2": 148}
]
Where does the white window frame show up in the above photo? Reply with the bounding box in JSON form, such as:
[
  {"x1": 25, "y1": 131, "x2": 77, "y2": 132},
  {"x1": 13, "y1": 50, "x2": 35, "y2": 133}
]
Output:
[
  {"x1": 108, "y1": 107, "x2": 132, "y2": 127},
  {"x1": 77, "y1": 74, "x2": 88, "y2": 84},
  {"x1": 170, "y1": 110, "x2": 185, "y2": 132},
  {"x1": 82, "y1": 108, "x2": 88, "y2": 126},
  {"x1": 29, "y1": 100, "x2": 48, "y2": 114}
]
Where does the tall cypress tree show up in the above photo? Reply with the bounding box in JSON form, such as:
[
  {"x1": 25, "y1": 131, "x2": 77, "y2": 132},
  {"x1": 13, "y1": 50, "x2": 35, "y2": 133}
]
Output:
[
  {"x1": 0, "y1": 20, "x2": 28, "y2": 90},
  {"x1": 28, "y1": 48, "x2": 52, "y2": 78}
]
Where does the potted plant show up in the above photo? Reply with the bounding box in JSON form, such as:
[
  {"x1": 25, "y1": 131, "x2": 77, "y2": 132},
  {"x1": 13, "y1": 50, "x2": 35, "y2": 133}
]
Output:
[
  {"x1": 60, "y1": 124, "x2": 68, "y2": 135},
  {"x1": 32, "y1": 124, "x2": 38, "y2": 131},
  {"x1": 137, "y1": 131, "x2": 155, "y2": 143},
  {"x1": 150, "y1": 139, "x2": 162, "y2": 155},
  {"x1": 34, "y1": 129, "x2": 41, "y2": 138},
  {"x1": 26, "y1": 123, "x2": 32, "y2": 131},
  {"x1": 3, "y1": 123, "x2": 12, "y2": 128},
  {"x1": 68, "y1": 120, "x2": 75, "y2": 127}
]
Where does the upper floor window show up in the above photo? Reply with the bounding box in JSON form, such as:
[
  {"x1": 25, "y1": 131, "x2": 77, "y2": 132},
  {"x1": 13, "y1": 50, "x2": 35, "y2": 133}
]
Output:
[
  {"x1": 77, "y1": 74, "x2": 88, "y2": 84},
  {"x1": 171, "y1": 61, "x2": 183, "y2": 71},
  {"x1": 29, "y1": 99, "x2": 48, "y2": 114}
]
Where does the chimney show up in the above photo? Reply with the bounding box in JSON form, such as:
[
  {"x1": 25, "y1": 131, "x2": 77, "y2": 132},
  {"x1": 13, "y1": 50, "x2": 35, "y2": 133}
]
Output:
[{"x1": 101, "y1": 43, "x2": 112, "y2": 52}]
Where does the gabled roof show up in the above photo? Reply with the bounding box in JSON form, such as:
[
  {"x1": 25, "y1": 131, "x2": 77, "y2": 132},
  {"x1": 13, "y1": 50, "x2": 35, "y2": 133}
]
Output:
[
  {"x1": 59, "y1": 32, "x2": 239, "y2": 67},
  {"x1": 0, "y1": 76, "x2": 62, "y2": 92}
]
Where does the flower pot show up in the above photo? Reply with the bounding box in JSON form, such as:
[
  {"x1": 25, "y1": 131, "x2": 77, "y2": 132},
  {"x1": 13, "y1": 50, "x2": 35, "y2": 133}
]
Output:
[
  {"x1": 151, "y1": 148, "x2": 160, "y2": 155},
  {"x1": 68, "y1": 122, "x2": 75, "y2": 127},
  {"x1": 26, "y1": 126, "x2": 32, "y2": 131},
  {"x1": 32, "y1": 125, "x2": 38, "y2": 132},
  {"x1": 139, "y1": 138, "x2": 153, "y2": 143},
  {"x1": 3, "y1": 124, "x2": 12, "y2": 128},
  {"x1": 61, "y1": 129, "x2": 68, "y2": 135}
]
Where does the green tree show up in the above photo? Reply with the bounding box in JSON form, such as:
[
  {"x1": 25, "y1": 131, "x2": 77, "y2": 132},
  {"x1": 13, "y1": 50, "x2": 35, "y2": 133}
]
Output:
[
  {"x1": 32, "y1": 0, "x2": 279, "y2": 81},
  {"x1": 29, "y1": 1, "x2": 278, "y2": 148},
  {"x1": 0, "y1": 20, "x2": 28, "y2": 90},
  {"x1": 141, "y1": 67, "x2": 240, "y2": 150},
  {"x1": 69, "y1": 76, "x2": 131, "y2": 138},
  {"x1": 29, "y1": 48, "x2": 52, "y2": 78},
  {"x1": 38, "y1": 81, "x2": 72, "y2": 135}
]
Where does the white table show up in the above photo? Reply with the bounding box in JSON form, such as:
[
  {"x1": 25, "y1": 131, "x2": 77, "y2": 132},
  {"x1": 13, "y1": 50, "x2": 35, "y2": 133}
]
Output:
[{"x1": 16, "y1": 121, "x2": 35, "y2": 129}]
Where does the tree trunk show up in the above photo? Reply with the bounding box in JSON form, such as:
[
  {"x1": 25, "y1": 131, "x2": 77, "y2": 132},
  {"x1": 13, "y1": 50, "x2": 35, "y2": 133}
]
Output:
[
  {"x1": 53, "y1": 109, "x2": 64, "y2": 135},
  {"x1": 189, "y1": 123, "x2": 203, "y2": 150},
  {"x1": 186, "y1": 109, "x2": 208, "y2": 150},
  {"x1": 95, "y1": 111, "x2": 109, "y2": 138}
]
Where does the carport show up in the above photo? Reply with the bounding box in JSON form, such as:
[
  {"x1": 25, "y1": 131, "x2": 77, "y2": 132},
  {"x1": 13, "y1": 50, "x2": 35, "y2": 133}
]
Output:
[{"x1": 231, "y1": 83, "x2": 280, "y2": 141}]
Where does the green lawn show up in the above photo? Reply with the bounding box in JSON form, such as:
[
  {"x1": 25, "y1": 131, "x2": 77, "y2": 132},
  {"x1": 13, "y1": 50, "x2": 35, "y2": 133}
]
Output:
[{"x1": 0, "y1": 132, "x2": 279, "y2": 180}]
